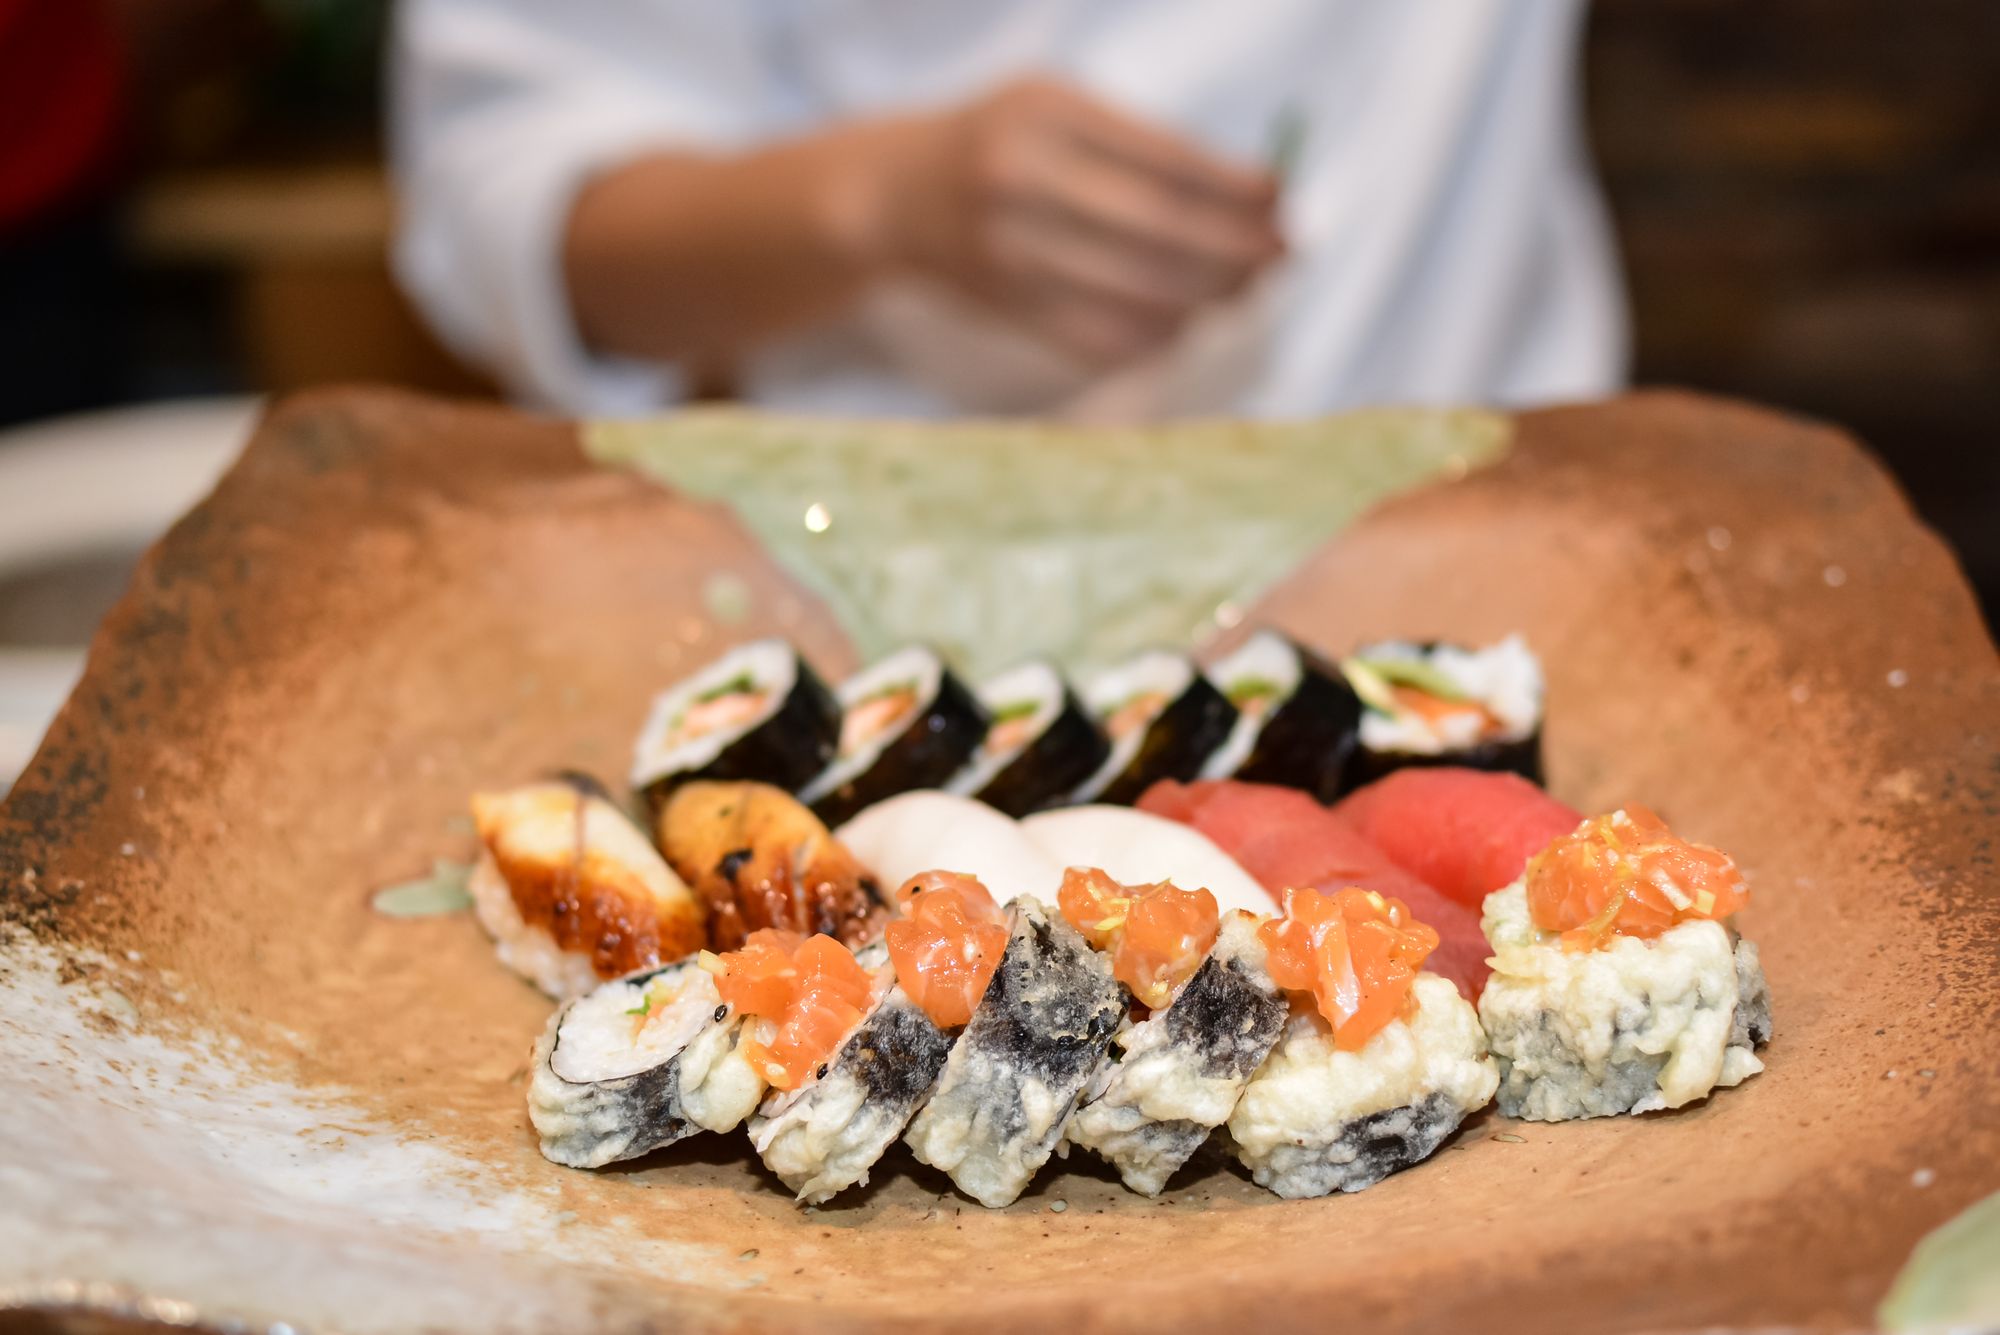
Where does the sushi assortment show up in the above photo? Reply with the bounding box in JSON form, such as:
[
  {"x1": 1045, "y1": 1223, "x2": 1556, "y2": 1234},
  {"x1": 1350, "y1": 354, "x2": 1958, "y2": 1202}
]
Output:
[{"x1": 462, "y1": 629, "x2": 1772, "y2": 1211}]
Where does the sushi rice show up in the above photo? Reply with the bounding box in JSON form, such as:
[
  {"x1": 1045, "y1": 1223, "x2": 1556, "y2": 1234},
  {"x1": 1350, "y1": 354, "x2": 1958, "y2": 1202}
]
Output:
[{"x1": 529, "y1": 957, "x2": 766, "y2": 1168}]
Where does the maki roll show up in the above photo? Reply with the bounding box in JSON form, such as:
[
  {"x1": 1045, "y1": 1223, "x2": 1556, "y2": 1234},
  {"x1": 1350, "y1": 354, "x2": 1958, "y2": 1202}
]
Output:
[
  {"x1": 800, "y1": 646, "x2": 989, "y2": 826},
  {"x1": 631, "y1": 638, "x2": 840, "y2": 813},
  {"x1": 655, "y1": 780, "x2": 887, "y2": 950},
  {"x1": 1070, "y1": 650, "x2": 1237, "y2": 806},
  {"x1": 747, "y1": 938, "x2": 956, "y2": 1205},
  {"x1": 904, "y1": 893, "x2": 1125, "y2": 1207},
  {"x1": 528, "y1": 953, "x2": 766, "y2": 1167},
  {"x1": 1339, "y1": 635, "x2": 1544, "y2": 792},
  {"x1": 1058, "y1": 872, "x2": 1290, "y2": 1196},
  {"x1": 1228, "y1": 888, "x2": 1498, "y2": 1198},
  {"x1": 1199, "y1": 630, "x2": 1363, "y2": 799},
  {"x1": 947, "y1": 660, "x2": 1111, "y2": 817},
  {"x1": 1478, "y1": 807, "x2": 1772, "y2": 1121},
  {"x1": 470, "y1": 776, "x2": 708, "y2": 1000}
]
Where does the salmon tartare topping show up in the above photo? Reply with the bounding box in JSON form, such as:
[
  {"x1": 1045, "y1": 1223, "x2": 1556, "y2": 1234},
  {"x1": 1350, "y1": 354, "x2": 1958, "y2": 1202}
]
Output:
[
  {"x1": 1260, "y1": 886, "x2": 1439, "y2": 1051},
  {"x1": 709, "y1": 929, "x2": 878, "y2": 1090},
  {"x1": 1058, "y1": 867, "x2": 1219, "y2": 1010},
  {"x1": 885, "y1": 872, "x2": 1010, "y2": 1030},
  {"x1": 1526, "y1": 805, "x2": 1750, "y2": 951}
]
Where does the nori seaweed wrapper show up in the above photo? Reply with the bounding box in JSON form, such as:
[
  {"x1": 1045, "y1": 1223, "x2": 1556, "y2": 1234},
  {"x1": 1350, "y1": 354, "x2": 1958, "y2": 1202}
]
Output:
[
  {"x1": 973, "y1": 687, "x2": 1111, "y2": 817},
  {"x1": 1340, "y1": 730, "x2": 1543, "y2": 794},
  {"x1": 1094, "y1": 675, "x2": 1237, "y2": 806},
  {"x1": 809, "y1": 667, "x2": 988, "y2": 826},
  {"x1": 1229, "y1": 642, "x2": 1363, "y2": 801},
  {"x1": 638, "y1": 653, "x2": 840, "y2": 817}
]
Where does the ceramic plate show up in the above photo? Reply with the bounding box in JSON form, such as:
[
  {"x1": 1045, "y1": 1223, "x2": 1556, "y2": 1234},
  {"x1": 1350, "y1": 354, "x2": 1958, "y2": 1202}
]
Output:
[{"x1": 2, "y1": 389, "x2": 1996, "y2": 1333}]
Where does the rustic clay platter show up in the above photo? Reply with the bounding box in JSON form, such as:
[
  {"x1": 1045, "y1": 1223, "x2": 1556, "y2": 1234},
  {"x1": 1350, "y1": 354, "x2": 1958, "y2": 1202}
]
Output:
[{"x1": 2, "y1": 389, "x2": 1996, "y2": 1333}]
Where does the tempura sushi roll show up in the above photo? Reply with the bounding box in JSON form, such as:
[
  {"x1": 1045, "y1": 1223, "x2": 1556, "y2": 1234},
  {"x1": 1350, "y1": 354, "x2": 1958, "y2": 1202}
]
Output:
[
  {"x1": 656, "y1": 780, "x2": 887, "y2": 949},
  {"x1": 631, "y1": 638, "x2": 841, "y2": 812},
  {"x1": 947, "y1": 660, "x2": 1110, "y2": 817},
  {"x1": 1339, "y1": 635, "x2": 1544, "y2": 792},
  {"x1": 1478, "y1": 806, "x2": 1772, "y2": 1121},
  {"x1": 1058, "y1": 872, "x2": 1289, "y2": 1196},
  {"x1": 801, "y1": 646, "x2": 989, "y2": 826},
  {"x1": 905, "y1": 894, "x2": 1124, "y2": 1207},
  {"x1": 747, "y1": 941, "x2": 955, "y2": 1204},
  {"x1": 1228, "y1": 888, "x2": 1498, "y2": 1198},
  {"x1": 1071, "y1": 650, "x2": 1237, "y2": 806},
  {"x1": 528, "y1": 954, "x2": 766, "y2": 1168},
  {"x1": 471, "y1": 775, "x2": 707, "y2": 999},
  {"x1": 1200, "y1": 630, "x2": 1362, "y2": 799}
]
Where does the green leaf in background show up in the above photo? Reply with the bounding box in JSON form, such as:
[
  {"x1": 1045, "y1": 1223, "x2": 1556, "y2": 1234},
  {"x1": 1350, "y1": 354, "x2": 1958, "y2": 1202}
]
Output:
[
  {"x1": 371, "y1": 859, "x2": 474, "y2": 918},
  {"x1": 1879, "y1": 1188, "x2": 2000, "y2": 1333},
  {"x1": 588, "y1": 409, "x2": 1509, "y2": 679}
]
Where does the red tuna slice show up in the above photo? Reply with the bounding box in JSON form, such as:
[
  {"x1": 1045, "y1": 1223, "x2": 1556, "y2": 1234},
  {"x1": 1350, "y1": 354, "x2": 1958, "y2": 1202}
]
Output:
[
  {"x1": 1138, "y1": 779, "x2": 1491, "y2": 999},
  {"x1": 1333, "y1": 768, "x2": 1583, "y2": 911}
]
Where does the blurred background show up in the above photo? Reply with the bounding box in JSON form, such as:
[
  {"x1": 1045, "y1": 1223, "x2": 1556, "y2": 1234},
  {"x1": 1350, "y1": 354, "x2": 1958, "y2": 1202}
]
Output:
[{"x1": 1, "y1": 0, "x2": 1996, "y2": 784}]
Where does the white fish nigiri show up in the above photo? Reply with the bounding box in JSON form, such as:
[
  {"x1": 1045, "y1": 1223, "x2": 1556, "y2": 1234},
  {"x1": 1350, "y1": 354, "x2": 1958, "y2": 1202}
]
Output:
[
  {"x1": 1020, "y1": 805, "x2": 1275, "y2": 917},
  {"x1": 834, "y1": 790, "x2": 1063, "y2": 906}
]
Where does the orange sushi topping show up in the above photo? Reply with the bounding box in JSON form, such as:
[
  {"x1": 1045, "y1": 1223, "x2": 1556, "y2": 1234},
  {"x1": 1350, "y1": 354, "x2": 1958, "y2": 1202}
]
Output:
[
  {"x1": 1259, "y1": 887, "x2": 1439, "y2": 1051},
  {"x1": 1058, "y1": 867, "x2": 1219, "y2": 1011},
  {"x1": 885, "y1": 872, "x2": 1010, "y2": 1030},
  {"x1": 1526, "y1": 805, "x2": 1749, "y2": 952},
  {"x1": 709, "y1": 929, "x2": 877, "y2": 1090},
  {"x1": 1389, "y1": 684, "x2": 1502, "y2": 735}
]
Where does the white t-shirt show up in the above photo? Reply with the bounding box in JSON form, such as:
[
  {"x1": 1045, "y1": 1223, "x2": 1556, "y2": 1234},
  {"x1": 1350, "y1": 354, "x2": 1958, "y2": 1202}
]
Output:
[{"x1": 391, "y1": 0, "x2": 1626, "y2": 419}]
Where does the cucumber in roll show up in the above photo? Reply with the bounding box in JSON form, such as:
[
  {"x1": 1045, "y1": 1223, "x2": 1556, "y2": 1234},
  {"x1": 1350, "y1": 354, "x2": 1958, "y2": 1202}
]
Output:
[
  {"x1": 631, "y1": 638, "x2": 840, "y2": 813},
  {"x1": 528, "y1": 955, "x2": 767, "y2": 1168},
  {"x1": 1070, "y1": 650, "x2": 1237, "y2": 806},
  {"x1": 1200, "y1": 629, "x2": 1363, "y2": 800},
  {"x1": 1338, "y1": 634, "x2": 1544, "y2": 793},
  {"x1": 801, "y1": 646, "x2": 989, "y2": 826},
  {"x1": 947, "y1": 660, "x2": 1110, "y2": 818}
]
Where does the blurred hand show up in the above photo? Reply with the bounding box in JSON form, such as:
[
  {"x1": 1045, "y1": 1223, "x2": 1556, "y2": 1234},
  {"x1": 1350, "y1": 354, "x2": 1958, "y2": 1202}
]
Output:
[{"x1": 836, "y1": 78, "x2": 1285, "y2": 367}]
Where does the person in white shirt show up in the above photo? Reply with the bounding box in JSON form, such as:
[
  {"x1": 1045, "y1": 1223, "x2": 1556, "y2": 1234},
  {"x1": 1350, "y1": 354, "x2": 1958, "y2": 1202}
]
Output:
[{"x1": 391, "y1": 0, "x2": 1626, "y2": 420}]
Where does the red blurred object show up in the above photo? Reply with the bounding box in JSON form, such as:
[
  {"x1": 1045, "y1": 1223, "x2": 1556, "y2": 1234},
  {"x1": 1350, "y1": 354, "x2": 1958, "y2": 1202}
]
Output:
[
  {"x1": 0, "y1": 0, "x2": 126, "y2": 231},
  {"x1": 1332, "y1": 768, "x2": 1582, "y2": 910}
]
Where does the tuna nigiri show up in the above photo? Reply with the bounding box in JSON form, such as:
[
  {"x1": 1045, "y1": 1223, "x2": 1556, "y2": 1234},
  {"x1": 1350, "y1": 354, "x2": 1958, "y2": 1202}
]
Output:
[
  {"x1": 1332, "y1": 767, "x2": 1581, "y2": 910},
  {"x1": 1137, "y1": 779, "x2": 1491, "y2": 998}
]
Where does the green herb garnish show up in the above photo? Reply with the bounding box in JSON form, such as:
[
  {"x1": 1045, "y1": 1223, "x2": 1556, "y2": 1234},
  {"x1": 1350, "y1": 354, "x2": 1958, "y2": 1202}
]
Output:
[
  {"x1": 694, "y1": 671, "x2": 757, "y2": 704},
  {"x1": 1225, "y1": 676, "x2": 1282, "y2": 708},
  {"x1": 989, "y1": 699, "x2": 1039, "y2": 725},
  {"x1": 371, "y1": 859, "x2": 474, "y2": 917},
  {"x1": 624, "y1": 990, "x2": 653, "y2": 1018}
]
